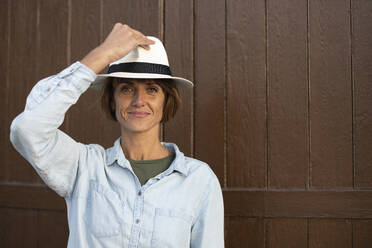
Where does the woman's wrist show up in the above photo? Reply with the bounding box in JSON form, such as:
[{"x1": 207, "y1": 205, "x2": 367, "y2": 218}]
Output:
[{"x1": 80, "y1": 46, "x2": 111, "y2": 74}]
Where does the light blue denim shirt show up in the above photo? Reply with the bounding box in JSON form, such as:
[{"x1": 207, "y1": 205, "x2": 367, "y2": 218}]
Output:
[{"x1": 10, "y1": 62, "x2": 225, "y2": 248}]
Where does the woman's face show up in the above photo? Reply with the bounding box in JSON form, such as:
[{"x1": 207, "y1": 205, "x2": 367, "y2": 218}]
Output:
[{"x1": 113, "y1": 79, "x2": 165, "y2": 134}]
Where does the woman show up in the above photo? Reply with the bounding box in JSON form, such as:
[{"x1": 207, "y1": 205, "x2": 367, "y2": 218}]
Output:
[{"x1": 10, "y1": 23, "x2": 224, "y2": 247}]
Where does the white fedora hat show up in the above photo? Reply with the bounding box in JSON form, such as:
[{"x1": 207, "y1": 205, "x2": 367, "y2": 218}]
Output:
[{"x1": 90, "y1": 36, "x2": 193, "y2": 90}]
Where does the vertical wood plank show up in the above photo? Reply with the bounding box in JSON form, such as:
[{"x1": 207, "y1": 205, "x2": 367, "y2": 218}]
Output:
[
  {"x1": 37, "y1": 211, "x2": 69, "y2": 248},
  {"x1": 353, "y1": 220, "x2": 372, "y2": 248},
  {"x1": 8, "y1": 0, "x2": 39, "y2": 182},
  {"x1": 353, "y1": 0, "x2": 372, "y2": 187},
  {"x1": 309, "y1": 0, "x2": 352, "y2": 188},
  {"x1": 37, "y1": 0, "x2": 69, "y2": 79},
  {"x1": 225, "y1": 217, "x2": 264, "y2": 248},
  {"x1": 309, "y1": 219, "x2": 352, "y2": 248},
  {"x1": 67, "y1": 0, "x2": 104, "y2": 146},
  {"x1": 0, "y1": 208, "x2": 38, "y2": 247},
  {"x1": 102, "y1": 0, "x2": 162, "y2": 57},
  {"x1": 0, "y1": 208, "x2": 8, "y2": 245},
  {"x1": 267, "y1": 0, "x2": 308, "y2": 188},
  {"x1": 70, "y1": 0, "x2": 101, "y2": 63},
  {"x1": 163, "y1": 0, "x2": 194, "y2": 157},
  {"x1": 102, "y1": 0, "x2": 162, "y2": 42},
  {"x1": 226, "y1": 0, "x2": 266, "y2": 187},
  {"x1": 102, "y1": 0, "x2": 128, "y2": 36},
  {"x1": 265, "y1": 218, "x2": 307, "y2": 248},
  {"x1": 0, "y1": 0, "x2": 10, "y2": 182},
  {"x1": 114, "y1": 0, "x2": 161, "y2": 37},
  {"x1": 194, "y1": 0, "x2": 225, "y2": 183}
]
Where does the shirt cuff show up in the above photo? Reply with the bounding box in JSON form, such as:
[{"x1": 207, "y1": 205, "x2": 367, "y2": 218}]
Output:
[
  {"x1": 59, "y1": 62, "x2": 97, "y2": 92},
  {"x1": 78, "y1": 62, "x2": 97, "y2": 80}
]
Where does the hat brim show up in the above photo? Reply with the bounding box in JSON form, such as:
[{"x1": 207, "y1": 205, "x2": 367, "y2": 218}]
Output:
[{"x1": 90, "y1": 72, "x2": 194, "y2": 90}]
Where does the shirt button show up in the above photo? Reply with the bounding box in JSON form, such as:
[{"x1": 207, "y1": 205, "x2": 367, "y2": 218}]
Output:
[
  {"x1": 136, "y1": 219, "x2": 140, "y2": 224},
  {"x1": 138, "y1": 191, "x2": 142, "y2": 196}
]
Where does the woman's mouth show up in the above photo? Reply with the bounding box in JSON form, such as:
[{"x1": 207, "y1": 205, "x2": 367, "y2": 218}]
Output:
[{"x1": 128, "y1": 111, "x2": 150, "y2": 118}]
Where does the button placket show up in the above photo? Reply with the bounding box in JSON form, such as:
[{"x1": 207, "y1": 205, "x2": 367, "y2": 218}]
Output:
[
  {"x1": 129, "y1": 197, "x2": 142, "y2": 247},
  {"x1": 133, "y1": 188, "x2": 143, "y2": 225}
]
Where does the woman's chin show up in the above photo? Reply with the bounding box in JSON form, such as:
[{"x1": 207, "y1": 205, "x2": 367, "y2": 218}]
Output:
[{"x1": 120, "y1": 121, "x2": 159, "y2": 134}]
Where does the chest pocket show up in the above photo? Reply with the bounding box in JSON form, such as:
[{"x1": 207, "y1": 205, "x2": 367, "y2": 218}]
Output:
[
  {"x1": 151, "y1": 208, "x2": 193, "y2": 248},
  {"x1": 84, "y1": 181, "x2": 126, "y2": 238}
]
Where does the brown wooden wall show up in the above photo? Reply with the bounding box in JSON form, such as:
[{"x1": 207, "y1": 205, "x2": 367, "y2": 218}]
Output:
[{"x1": 1, "y1": 0, "x2": 372, "y2": 247}]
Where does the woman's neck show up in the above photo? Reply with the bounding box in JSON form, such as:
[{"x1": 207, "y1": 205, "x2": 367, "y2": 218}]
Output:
[{"x1": 120, "y1": 127, "x2": 170, "y2": 160}]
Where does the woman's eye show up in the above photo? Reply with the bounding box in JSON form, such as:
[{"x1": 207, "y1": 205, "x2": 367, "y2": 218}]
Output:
[
  {"x1": 121, "y1": 86, "x2": 133, "y2": 94},
  {"x1": 147, "y1": 87, "x2": 159, "y2": 94}
]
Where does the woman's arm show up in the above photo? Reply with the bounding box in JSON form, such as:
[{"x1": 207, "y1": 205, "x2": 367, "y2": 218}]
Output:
[
  {"x1": 9, "y1": 23, "x2": 154, "y2": 198},
  {"x1": 190, "y1": 175, "x2": 225, "y2": 247},
  {"x1": 10, "y1": 62, "x2": 96, "y2": 197}
]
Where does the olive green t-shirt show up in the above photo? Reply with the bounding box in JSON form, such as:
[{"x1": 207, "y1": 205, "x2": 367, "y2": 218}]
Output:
[{"x1": 128, "y1": 153, "x2": 175, "y2": 186}]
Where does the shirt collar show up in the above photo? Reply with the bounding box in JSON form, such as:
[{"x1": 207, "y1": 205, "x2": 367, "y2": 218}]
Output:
[
  {"x1": 105, "y1": 138, "x2": 126, "y2": 167},
  {"x1": 161, "y1": 142, "x2": 189, "y2": 176},
  {"x1": 105, "y1": 138, "x2": 189, "y2": 176}
]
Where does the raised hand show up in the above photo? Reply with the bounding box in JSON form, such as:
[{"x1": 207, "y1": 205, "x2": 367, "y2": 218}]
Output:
[{"x1": 81, "y1": 23, "x2": 155, "y2": 74}]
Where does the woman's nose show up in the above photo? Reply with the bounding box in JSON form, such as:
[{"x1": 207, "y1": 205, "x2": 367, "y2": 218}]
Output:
[{"x1": 131, "y1": 90, "x2": 145, "y2": 107}]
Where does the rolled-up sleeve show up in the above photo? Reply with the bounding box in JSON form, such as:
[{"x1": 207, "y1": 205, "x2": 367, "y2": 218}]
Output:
[
  {"x1": 191, "y1": 175, "x2": 225, "y2": 248},
  {"x1": 10, "y1": 62, "x2": 96, "y2": 197}
]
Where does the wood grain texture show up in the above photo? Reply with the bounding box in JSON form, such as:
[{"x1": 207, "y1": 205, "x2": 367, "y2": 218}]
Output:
[
  {"x1": 225, "y1": 217, "x2": 264, "y2": 248},
  {"x1": 8, "y1": 0, "x2": 40, "y2": 182},
  {"x1": 163, "y1": 0, "x2": 194, "y2": 157},
  {"x1": 223, "y1": 189, "x2": 372, "y2": 218},
  {"x1": 353, "y1": 0, "x2": 372, "y2": 188},
  {"x1": 67, "y1": 0, "x2": 104, "y2": 146},
  {"x1": 194, "y1": 0, "x2": 225, "y2": 184},
  {"x1": 0, "y1": 184, "x2": 65, "y2": 211},
  {"x1": 0, "y1": 207, "x2": 38, "y2": 247},
  {"x1": 267, "y1": 0, "x2": 308, "y2": 189},
  {"x1": 70, "y1": 0, "x2": 101, "y2": 63},
  {"x1": 224, "y1": 190, "x2": 264, "y2": 217},
  {"x1": 102, "y1": 0, "x2": 162, "y2": 46},
  {"x1": 226, "y1": 0, "x2": 266, "y2": 188},
  {"x1": 113, "y1": 0, "x2": 161, "y2": 37},
  {"x1": 309, "y1": 219, "x2": 352, "y2": 248},
  {"x1": 37, "y1": 211, "x2": 69, "y2": 248},
  {"x1": 2, "y1": 0, "x2": 372, "y2": 247},
  {"x1": 265, "y1": 218, "x2": 307, "y2": 248},
  {"x1": 309, "y1": 0, "x2": 352, "y2": 188},
  {"x1": 37, "y1": 0, "x2": 69, "y2": 79},
  {"x1": 0, "y1": 0, "x2": 9, "y2": 182},
  {"x1": 353, "y1": 220, "x2": 372, "y2": 248}
]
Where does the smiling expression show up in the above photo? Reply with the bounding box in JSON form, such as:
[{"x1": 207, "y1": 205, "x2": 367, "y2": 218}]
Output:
[{"x1": 113, "y1": 79, "x2": 165, "y2": 134}]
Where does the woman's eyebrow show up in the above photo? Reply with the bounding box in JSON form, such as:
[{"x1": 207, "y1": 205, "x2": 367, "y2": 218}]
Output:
[
  {"x1": 117, "y1": 80, "x2": 158, "y2": 86},
  {"x1": 119, "y1": 80, "x2": 134, "y2": 85},
  {"x1": 144, "y1": 81, "x2": 159, "y2": 86}
]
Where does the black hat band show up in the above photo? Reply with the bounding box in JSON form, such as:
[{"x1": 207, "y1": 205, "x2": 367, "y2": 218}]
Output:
[{"x1": 108, "y1": 62, "x2": 172, "y2": 76}]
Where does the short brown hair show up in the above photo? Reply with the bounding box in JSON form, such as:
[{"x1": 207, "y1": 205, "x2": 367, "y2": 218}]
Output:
[{"x1": 101, "y1": 78, "x2": 181, "y2": 123}]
